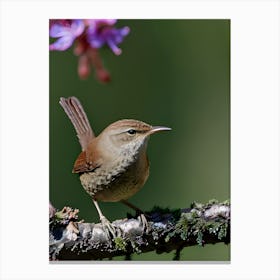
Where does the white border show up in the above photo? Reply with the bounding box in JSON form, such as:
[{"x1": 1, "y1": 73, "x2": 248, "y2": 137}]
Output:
[{"x1": 0, "y1": 0, "x2": 279, "y2": 279}]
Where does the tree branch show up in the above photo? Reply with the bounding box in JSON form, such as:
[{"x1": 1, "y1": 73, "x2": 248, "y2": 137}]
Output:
[{"x1": 49, "y1": 200, "x2": 230, "y2": 260}]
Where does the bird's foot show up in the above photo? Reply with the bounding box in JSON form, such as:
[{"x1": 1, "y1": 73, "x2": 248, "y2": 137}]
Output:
[
  {"x1": 100, "y1": 215, "x2": 116, "y2": 239},
  {"x1": 138, "y1": 213, "x2": 151, "y2": 233}
]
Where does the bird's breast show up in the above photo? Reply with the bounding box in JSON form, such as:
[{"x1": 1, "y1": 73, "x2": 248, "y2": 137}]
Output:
[{"x1": 79, "y1": 152, "x2": 150, "y2": 202}]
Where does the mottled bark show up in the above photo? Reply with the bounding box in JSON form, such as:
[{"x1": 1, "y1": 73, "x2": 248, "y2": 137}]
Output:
[{"x1": 49, "y1": 200, "x2": 230, "y2": 260}]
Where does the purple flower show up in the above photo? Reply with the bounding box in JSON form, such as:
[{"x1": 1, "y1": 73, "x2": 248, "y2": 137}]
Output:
[
  {"x1": 49, "y1": 20, "x2": 85, "y2": 51},
  {"x1": 86, "y1": 20, "x2": 130, "y2": 55},
  {"x1": 49, "y1": 19, "x2": 130, "y2": 82}
]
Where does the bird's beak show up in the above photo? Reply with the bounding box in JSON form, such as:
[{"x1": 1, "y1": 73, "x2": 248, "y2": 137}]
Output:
[{"x1": 149, "y1": 126, "x2": 172, "y2": 135}]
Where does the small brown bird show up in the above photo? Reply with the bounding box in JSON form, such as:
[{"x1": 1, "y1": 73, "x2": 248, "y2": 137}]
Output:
[{"x1": 59, "y1": 96, "x2": 171, "y2": 237}]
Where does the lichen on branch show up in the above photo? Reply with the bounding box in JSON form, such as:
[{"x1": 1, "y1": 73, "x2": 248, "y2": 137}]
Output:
[{"x1": 49, "y1": 199, "x2": 230, "y2": 260}]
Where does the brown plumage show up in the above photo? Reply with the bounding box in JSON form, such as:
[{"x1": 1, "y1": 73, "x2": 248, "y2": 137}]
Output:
[{"x1": 59, "y1": 96, "x2": 171, "y2": 236}]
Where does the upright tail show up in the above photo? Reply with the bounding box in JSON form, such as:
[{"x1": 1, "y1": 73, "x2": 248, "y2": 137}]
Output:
[{"x1": 59, "y1": 97, "x2": 94, "y2": 151}]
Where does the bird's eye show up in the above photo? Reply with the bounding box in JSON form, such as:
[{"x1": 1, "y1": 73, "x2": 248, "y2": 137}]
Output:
[{"x1": 127, "y1": 129, "x2": 136, "y2": 135}]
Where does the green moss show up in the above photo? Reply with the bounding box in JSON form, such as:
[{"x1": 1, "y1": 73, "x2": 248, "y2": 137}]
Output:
[
  {"x1": 217, "y1": 223, "x2": 228, "y2": 240},
  {"x1": 223, "y1": 199, "x2": 230, "y2": 206},
  {"x1": 209, "y1": 199, "x2": 219, "y2": 205},
  {"x1": 175, "y1": 213, "x2": 189, "y2": 240},
  {"x1": 196, "y1": 231, "x2": 204, "y2": 246},
  {"x1": 164, "y1": 200, "x2": 230, "y2": 246},
  {"x1": 54, "y1": 210, "x2": 66, "y2": 221},
  {"x1": 207, "y1": 221, "x2": 221, "y2": 234},
  {"x1": 190, "y1": 201, "x2": 204, "y2": 209},
  {"x1": 114, "y1": 237, "x2": 127, "y2": 252},
  {"x1": 52, "y1": 207, "x2": 79, "y2": 225},
  {"x1": 165, "y1": 212, "x2": 194, "y2": 242}
]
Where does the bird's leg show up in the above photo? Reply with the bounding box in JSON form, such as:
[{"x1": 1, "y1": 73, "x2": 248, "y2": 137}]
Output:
[
  {"x1": 121, "y1": 199, "x2": 145, "y2": 215},
  {"x1": 93, "y1": 199, "x2": 116, "y2": 239}
]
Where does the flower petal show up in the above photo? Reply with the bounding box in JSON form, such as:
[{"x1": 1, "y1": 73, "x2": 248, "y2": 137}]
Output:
[
  {"x1": 71, "y1": 20, "x2": 85, "y2": 37},
  {"x1": 50, "y1": 24, "x2": 69, "y2": 38},
  {"x1": 107, "y1": 39, "x2": 122, "y2": 55},
  {"x1": 49, "y1": 35, "x2": 74, "y2": 51}
]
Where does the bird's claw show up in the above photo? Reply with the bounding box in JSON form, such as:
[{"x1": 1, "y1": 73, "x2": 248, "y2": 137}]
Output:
[
  {"x1": 138, "y1": 213, "x2": 150, "y2": 233},
  {"x1": 100, "y1": 215, "x2": 116, "y2": 239}
]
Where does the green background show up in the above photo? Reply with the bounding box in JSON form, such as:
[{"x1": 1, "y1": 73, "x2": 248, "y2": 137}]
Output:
[{"x1": 50, "y1": 20, "x2": 230, "y2": 261}]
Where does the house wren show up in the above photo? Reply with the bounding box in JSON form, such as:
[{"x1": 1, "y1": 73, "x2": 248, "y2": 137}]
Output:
[{"x1": 59, "y1": 96, "x2": 171, "y2": 237}]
